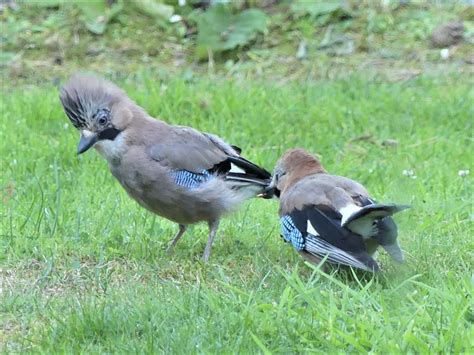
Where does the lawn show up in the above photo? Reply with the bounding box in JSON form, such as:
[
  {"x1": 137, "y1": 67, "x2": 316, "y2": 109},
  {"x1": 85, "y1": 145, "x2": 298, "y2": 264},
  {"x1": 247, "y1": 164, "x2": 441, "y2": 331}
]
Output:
[{"x1": 1, "y1": 71, "x2": 472, "y2": 352}]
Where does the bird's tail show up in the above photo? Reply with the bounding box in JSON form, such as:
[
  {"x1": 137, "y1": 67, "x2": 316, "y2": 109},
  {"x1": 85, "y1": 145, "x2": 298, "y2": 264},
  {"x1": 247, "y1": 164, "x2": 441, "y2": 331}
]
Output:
[
  {"x1": 224, "y1": 174, "x2": 272, "y2": 199},
  {"x1": 222, "y1": 156, "x2": 272, "y2": 198},
  {"x1": 341, "y1": 203, "x2": 411, "y2": 228},
  {"x1": 225, "y1": 174, "x2": 270, "y2": 186}
]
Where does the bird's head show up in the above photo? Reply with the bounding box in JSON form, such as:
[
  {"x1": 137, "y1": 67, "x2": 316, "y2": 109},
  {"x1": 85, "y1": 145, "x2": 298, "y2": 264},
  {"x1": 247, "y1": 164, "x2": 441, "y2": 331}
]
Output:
[
  {"x1": 60, "y1": 73, "x2": 134, "y2": 155},
  {"x1": 266, "y1": 148, "x2": 327, "y2": 197}
]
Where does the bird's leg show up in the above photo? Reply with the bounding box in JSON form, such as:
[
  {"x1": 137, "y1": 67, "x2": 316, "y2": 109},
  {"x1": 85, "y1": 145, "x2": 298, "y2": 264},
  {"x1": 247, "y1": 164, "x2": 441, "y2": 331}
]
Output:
[
  {"x1": 166, "y1": 224, "x2": 187, "y2": 253},
  {"x1": 202, "y1": 220, "x2": 220, "y2": 262}
]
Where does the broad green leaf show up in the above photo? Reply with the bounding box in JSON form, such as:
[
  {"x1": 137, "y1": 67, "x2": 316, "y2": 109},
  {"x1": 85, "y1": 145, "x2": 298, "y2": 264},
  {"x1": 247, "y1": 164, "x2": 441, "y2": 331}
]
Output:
[
  {"x1": 79, "y1": 1, "x2": 107, "y2": 34},
  {"x1": 133, "y1": 0, "x2": 174, "y2": 20},
  {"x1": 23, "y1": 0, "x2": 64, "y2": 8},
  {"x1": 77, "y1": 0, "x2": 123, "y2": 35},
  {"x1": 196, "y1": 5, "x2": 267, "y2": 57},
  {"x1": 291, "y1": 1, "x2": 343, "y2": 17}
]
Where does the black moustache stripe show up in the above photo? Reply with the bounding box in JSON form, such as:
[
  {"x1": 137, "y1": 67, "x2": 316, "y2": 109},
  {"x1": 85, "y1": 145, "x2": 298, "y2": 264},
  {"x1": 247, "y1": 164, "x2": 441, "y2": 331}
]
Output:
[{"x1": 98, "y1": 127, "x2": 121, "y2": 141}]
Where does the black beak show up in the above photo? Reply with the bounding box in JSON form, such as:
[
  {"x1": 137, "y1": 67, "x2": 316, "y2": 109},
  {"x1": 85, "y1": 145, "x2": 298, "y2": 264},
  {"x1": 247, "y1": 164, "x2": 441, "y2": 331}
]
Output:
[
  {"x1": 259, "y1": 185, "x2": 280, "y2": 199},
  {"x1": 77, "y1": 132, "x2": 98, "y2": 154}
]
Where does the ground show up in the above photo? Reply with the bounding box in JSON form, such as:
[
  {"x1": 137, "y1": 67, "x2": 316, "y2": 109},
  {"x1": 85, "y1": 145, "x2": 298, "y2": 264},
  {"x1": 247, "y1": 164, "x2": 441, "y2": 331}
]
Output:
[
  {"x1": 1, "y1": 1, "x2": 473, "y2": 83},
  {"x1": 1, "y1": 1, "x2": 473, "y2": 353}
]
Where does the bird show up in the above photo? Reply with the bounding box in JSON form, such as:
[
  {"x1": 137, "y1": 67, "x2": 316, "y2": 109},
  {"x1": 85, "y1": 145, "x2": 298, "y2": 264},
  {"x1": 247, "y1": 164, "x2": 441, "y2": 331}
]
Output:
[
  {"x1": 265, "y1": 148, "x2": 410, "y2": 272},
  {"x1": 59, "y1": 73, "x2": 271, "y2": 262}
]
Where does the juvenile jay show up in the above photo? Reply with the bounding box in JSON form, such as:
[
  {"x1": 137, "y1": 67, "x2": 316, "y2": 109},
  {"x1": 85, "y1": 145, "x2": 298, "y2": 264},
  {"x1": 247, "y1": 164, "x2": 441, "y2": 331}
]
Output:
[{"x1": 266, "y1": 148, "x2": 410, "y2": 272}]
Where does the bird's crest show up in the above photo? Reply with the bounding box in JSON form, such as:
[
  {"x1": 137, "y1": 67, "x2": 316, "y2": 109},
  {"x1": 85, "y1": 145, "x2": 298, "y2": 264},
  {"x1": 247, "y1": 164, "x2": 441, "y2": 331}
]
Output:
[{"x1": 60, "y1": 73, "x2": 125, "y2": 129}]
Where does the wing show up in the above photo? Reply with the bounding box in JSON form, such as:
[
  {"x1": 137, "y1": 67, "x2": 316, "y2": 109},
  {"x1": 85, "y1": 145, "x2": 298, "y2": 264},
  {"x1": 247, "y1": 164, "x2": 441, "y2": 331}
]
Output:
[
  {"x1": 281, "y1": 205, "x2": 379, "y2": 272},
  {"x1": 147, "y1": 127, "x2": 229, "y2": 172},
  {"x1": 147, "y1": 126, "x2": 270, "y2": 186},
  {"x1": 342, "y1": 203, "x2": 411, "y2": 228},
  {"x1": 280, "y1": 176, "x2": 368, "y2": 215}
]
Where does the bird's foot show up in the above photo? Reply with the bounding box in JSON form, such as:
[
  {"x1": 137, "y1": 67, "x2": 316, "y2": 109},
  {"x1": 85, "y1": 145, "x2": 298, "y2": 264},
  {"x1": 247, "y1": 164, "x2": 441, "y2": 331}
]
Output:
[
  {"x1": 166, "y1": 244, "x2": 176, "y2": 254},
  {"x1": 201, "y1": 249, "x2": 211, "y2": 263},
  {"x1": 166, "y1": 224, "x2": 187, "y2": 254},
  {"x1": 201, "y1": 220, "x2": 220, "y2": 263}
]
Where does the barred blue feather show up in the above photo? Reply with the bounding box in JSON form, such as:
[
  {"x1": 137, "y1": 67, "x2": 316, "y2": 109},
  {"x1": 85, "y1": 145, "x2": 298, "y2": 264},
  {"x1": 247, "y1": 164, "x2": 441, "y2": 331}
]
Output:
[
  {"x1": 281, "y1": 212, "x2": 375, "y2": 271},
  {"x1": 170, "y1": 170, "x2": 213, "y2": 189},
  {"x1": 280, "y1": 215, "x2": 305, "y2": 251}
]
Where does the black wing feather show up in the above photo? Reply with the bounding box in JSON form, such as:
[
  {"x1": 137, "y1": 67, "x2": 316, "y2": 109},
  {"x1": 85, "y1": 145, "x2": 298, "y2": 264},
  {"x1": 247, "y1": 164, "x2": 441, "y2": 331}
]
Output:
[
  {"x1": 289, "y1": 205, "x2": 379, "y2": 271},
  {"x1": 227, "y1": 156, "x2": 271, "y2": 180},
  {"x1": 206, "y1": 156, "x2": 271, "y2": 192},
  {"x1": 231, "y1": 145, "x2": 242, "y2": 154},
  {"x1": 206, "y1": 156, "x2": 270, "y2": 181}
]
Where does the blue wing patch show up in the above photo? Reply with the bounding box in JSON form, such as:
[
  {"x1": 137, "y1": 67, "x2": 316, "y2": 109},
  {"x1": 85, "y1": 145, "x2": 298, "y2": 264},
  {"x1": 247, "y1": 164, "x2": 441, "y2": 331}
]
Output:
[
  {"x1": 280, "y1": 215, "x2": 305, "y2": 251},
  {"x1": 171, "y1": 170, "x2": 213, "y2": 189}
]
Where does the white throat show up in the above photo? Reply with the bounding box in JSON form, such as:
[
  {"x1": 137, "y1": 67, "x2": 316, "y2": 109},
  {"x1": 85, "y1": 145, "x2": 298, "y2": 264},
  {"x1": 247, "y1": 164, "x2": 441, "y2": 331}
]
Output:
[{"x1": 94, "y1": 131, "x2": 127, "y2": 162}]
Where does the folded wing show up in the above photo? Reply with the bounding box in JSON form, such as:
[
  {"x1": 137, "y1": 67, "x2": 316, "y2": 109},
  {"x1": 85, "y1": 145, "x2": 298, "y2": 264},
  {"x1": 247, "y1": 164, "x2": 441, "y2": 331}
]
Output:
[
  {"x1": 282, "y1": 205, "x2": 379, "y2": 272},
  {"x1": 147, "y1": 126, "x2": 270, "y2": 189}
]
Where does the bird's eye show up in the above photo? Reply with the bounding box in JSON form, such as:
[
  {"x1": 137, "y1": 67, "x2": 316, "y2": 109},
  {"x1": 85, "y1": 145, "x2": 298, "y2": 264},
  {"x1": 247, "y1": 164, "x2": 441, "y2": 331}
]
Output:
[{"x1": 95, "y1": 108, "x2": 110, "y2": 126}]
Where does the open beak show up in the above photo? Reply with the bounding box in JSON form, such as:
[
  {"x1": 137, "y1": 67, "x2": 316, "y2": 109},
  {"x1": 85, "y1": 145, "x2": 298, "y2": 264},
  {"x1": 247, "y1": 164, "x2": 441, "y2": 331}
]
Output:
[{"x1": 77, "y1": 130, "x2": 98, "y2": 154}]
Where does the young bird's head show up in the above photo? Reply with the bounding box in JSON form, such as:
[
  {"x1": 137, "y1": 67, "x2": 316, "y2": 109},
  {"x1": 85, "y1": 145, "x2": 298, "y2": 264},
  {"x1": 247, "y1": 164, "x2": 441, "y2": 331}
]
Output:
[
  {"x1": 60, "y1": 73, "x2": 134, "y2": 155},
  {"x1": 268, "y1": 148, "x2": 327, "y2": 196}
]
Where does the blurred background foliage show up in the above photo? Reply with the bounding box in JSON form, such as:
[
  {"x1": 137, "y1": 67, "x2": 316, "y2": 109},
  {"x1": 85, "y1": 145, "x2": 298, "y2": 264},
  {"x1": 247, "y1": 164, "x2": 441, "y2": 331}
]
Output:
[{"x1": 1, "y1": 0, "x2": 473, "y2": 84}]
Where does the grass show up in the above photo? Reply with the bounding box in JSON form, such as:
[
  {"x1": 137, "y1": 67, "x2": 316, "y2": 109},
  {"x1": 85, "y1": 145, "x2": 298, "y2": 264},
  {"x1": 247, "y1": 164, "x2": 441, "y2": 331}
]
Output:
[
  {"x1": 1, "y1": 72, "x2": 473, "y2": 353},
  {"x1": 2, "y1": 2, "x2": 473, "y2": 84}
]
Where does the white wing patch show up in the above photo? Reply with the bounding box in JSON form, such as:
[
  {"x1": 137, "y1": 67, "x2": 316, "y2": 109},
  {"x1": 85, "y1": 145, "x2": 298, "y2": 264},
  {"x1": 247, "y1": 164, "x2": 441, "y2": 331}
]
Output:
[
  {"x1": 229, "y1": 163, "x2": 246, "y2": 174},
  {"x1": 306, "y1": 220, "x2": 319, "y2": 236},
  {"x1": 340, "y1": 204, "x2": 362, "y2": 226}
]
